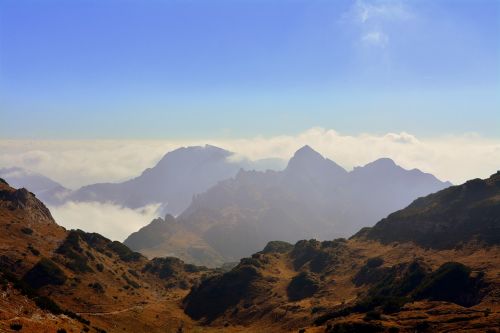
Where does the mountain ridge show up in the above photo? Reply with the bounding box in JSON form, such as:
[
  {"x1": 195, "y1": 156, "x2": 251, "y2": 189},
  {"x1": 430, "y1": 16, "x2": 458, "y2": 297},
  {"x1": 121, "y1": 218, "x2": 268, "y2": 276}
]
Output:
[{"x1": 125, "y1": 145, "x2": 451, "y2": 266}]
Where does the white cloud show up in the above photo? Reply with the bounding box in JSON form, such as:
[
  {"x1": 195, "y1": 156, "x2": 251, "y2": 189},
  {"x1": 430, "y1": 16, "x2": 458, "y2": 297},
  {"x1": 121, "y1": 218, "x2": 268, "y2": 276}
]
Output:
[
  {"x1": 0, "y1": 128, "x2": 499, "y2": 188},
  {"x1": 362, "y1": 31, "x2": 389, "y2": 47},
  {"x1": 342, "y1": 0, "x2": 414, "y2": 47},
  {"x1": 48, "y1": 201, "x2": 161, "y2": 242},
  {"x1": 352, "y1": 0, "x2": 413, "y2": 23}
]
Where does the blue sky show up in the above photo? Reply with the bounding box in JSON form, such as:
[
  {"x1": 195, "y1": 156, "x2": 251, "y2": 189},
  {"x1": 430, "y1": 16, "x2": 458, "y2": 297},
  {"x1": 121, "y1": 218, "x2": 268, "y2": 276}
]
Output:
[{"x1": 0, "y1": 0, "x2": 499, "y2": 139}]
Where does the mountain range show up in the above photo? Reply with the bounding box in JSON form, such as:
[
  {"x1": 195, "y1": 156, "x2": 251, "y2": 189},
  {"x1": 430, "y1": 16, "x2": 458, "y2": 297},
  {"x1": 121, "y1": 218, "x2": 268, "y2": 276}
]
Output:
[
  {"x1": 0, "y1": 170, "x2": 498, "y2": 332},
  {"x1": 1, "y1": 145, "x2": 452, "y2": 266},
  {"x1": 124, "y1": 145, "x2": 451, "y2": 266}
]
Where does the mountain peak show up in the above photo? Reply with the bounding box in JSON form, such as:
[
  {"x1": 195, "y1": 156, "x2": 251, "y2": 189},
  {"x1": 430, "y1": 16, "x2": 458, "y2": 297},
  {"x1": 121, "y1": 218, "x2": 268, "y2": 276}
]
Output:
[
  {"x1": 367, "y1": 158, "x2": 397, "y2": 168},
  {"x1": 286, "y1": 145, "x2": 346, "y2": 178},
  {"x1": 293, "y1": 145, "x2": 322, "y2": 158},
  {"x1": 287, "y1": 145, "x2": 324, "y2": 168}
]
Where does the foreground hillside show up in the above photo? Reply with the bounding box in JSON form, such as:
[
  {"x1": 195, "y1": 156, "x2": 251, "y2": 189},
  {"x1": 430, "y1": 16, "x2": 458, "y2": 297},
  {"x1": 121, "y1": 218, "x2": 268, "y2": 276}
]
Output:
[
  {"x1": 125, "y1": 145, "x2": 450, "y2": 266},
  {"x1": 0, "y1": 178, "x2": 216, "y2": 332}
]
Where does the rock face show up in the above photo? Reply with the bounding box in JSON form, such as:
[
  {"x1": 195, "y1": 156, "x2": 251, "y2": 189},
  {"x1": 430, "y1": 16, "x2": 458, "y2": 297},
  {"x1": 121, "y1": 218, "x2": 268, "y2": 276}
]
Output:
[
  {"x1": 356, "y1": 171, "x2": 500, "y2": 248},
  {"x1": 127, "y1": 145, "x2": 451, "y2": 265}
]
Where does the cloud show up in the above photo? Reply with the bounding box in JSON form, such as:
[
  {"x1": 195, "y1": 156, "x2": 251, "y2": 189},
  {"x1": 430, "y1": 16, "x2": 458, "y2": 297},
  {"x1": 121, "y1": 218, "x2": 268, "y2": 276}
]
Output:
[
  {"x1": 362, "y1": 31, "x2": 389, "y2": 47},
  {"x1": 48, "y1": 201, "x2": 161, "y2": 242},
  {"x1": 342, "y1": 0, "x2": 414, "y2": 47},
  {"x1": 0, "y1": 128, "x2": 499, "y2": 188},
  {"x1": 351, "y1": 0, "x2": 413, "y2": 23}
]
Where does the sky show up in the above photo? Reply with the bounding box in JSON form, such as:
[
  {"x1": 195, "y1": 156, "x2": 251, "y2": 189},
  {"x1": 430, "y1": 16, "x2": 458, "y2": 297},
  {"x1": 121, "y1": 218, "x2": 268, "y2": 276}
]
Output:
[{"x1": 0, "y1": 0, "x2": 499, "y2": 139}]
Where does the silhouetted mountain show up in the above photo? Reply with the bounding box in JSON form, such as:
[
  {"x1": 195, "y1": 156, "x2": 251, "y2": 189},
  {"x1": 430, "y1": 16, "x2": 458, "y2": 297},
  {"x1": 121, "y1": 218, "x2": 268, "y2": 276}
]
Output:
[
  {"x1": 356, "y1": 171, "x2": 500, "y2": 248},
  {"x1": 0, "y1": 167, "x2": 71, "y2": 205},
  {"x1": 127, "y1": 146, "x2": 451, "y2": 265},
  {"x1": 66, "y1": 145, "x2": 242, "y2": 215}
]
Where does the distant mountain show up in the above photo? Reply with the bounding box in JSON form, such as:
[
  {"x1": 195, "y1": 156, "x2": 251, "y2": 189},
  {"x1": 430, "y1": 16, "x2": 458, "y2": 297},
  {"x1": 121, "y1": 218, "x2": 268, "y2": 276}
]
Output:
[
  {"x1": 0, "y1": 167, "x2": 70, "y2": 205},
  {"x1": 356, "y1": 170, "x2": 500, "y2": 248},
  {"x1": 65, "y1": 145, "x2": 245, "y2": 215},
  {"x1": 126, "y1": 145, "x2": 451, "y2": 265}
]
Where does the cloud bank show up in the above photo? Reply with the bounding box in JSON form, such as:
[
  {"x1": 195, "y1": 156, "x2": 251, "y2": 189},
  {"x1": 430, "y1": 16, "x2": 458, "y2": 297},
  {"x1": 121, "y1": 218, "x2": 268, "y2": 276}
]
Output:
[
  {"x1": 2, "y1": 128, "x2": 499, "y2": 241},
  {"x1": 1, "y1": 128, "x2": 499, "y2": 188},
  {"x1": 48, "y1": 201, "x2": 161, "y2": 242}
]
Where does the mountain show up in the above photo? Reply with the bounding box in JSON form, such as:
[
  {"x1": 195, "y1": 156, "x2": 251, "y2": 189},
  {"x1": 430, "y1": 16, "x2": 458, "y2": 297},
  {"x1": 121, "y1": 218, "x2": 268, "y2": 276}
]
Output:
[
  {"x1": 355, "y1": 170, "x2": 500, "y2": 248},
  {"x1": 183, "y1": 171, "x2": 500, "y2": 332},
  {"x1": 0, "y1": 178, "x2": 217, "y2": 332},
  {"x1": 62, "y1": 145, "x2": 287, "y2": 215},
  {"x1": 0, "y1": 167, "x2": 71, "y2": 205},
  {"x1": 1, "y1": 171, "x2": 499, "y2": 332},
  {"x1": 63, "y1": 145, "x2": 242, "y2": 215},
  {"x1": 126, "y1": 146, "x2": 451, "y2": 265}
]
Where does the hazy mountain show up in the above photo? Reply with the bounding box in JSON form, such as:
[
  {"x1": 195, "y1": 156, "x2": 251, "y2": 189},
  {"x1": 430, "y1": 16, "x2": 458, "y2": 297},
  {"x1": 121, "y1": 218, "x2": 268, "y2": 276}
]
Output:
[
  {"x1": 64, "y1": 145, "x2": 244, "y2": 215},
  {"x1": 0, "y1": 166, "x2": 70, "y2": 205},
  {"x1": 126, "y1": 145, "x2": 452, "y2": 265}
]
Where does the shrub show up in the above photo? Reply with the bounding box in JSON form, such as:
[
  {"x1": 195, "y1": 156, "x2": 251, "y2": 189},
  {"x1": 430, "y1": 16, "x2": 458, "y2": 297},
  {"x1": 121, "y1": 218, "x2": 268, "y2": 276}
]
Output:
[
  {"x1": 23, "y1": 258, "x2": 67, "y2": 289},
  {"x1": 88, "y1": 282, "x2": 105, "y2": 293},
  {"x1": 107, "y1": 242, "x2": 142, "y2": 262},
  {"x1": 27, "y1": 245, "x2": 40, "y2": 256},
  {"x1": 287, "y1": 272, "x2": 320, "y2": 301},
  {"x1": 364, "y1": 310, "x2": 382, "y2": 321},
  {"x1": 21, "y1": 227, "x2": 33, "y2": 235},
  {"x1": 366, "y1": 257, "x2": 384, "y2": 268},
  {"x1": 10, "y1": 323, "x2": 23, "y2": 331},
  {"x1": 262, "y1": 241, "x2": 293, "y2": 254},
  {"x1": 56, "y1": 232, "x2": 93, "y2": 273},
  {"x1": 412, "y1": 262, "x2": 483, "y2": 307}
]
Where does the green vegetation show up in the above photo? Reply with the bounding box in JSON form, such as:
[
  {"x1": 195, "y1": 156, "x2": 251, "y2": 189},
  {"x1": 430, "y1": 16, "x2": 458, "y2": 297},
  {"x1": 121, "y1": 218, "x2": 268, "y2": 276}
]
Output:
[
  {"x1": 184, "y1": 264, "x2": 263, "y2": 322},
  {"x1": 88, "y1": 282, "x2": 105, "y2": 293},
  {"x1": 21, "y1": 227, "x2": 33, "y2": 235},
  {"x1": 107, "y1": 241, "x2": 142, "y2": 262},
  {"x1": 413, "y1": 262, "x2": 483, "y2": 307},
  {"x1": 10, "y1": 323, "x2": 23, "y2": 331},
  {"x1": 316, "y1": 261, "x2": 485, "y2": 326},
  {"x1": 261, "y1": 240, "x2": 293, "y2": 254},
  {"x1": 56, "y1": 231, "x2": 93, "y2": 273},
  {"x1": 121, "y1": 273, "x2": 140, "y2": 289},
  {"x1": 287, "y1": 272, "x2": 320, "y2": 301},
  {"x1": 366, "y1": 257, "x2": 384, "y2": 268},
  {"x1": 363, "y1": 310, "x2": 382, "y2": 321},
  {"x1": 27, "y1": 244, "x2": 40, "y2": 256},
  {"x1": 0, "y1": 265, "x2": 90, "y2": 326},
  {"x1": 23, "y1": 257, "x2": 67, "y2": 289},
  {"x1": 353, "y1": 258, "x2": 389, "y2": 287},
  {"x1": 326, "y1": 322, "x2": 383, "y2": 333}
]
